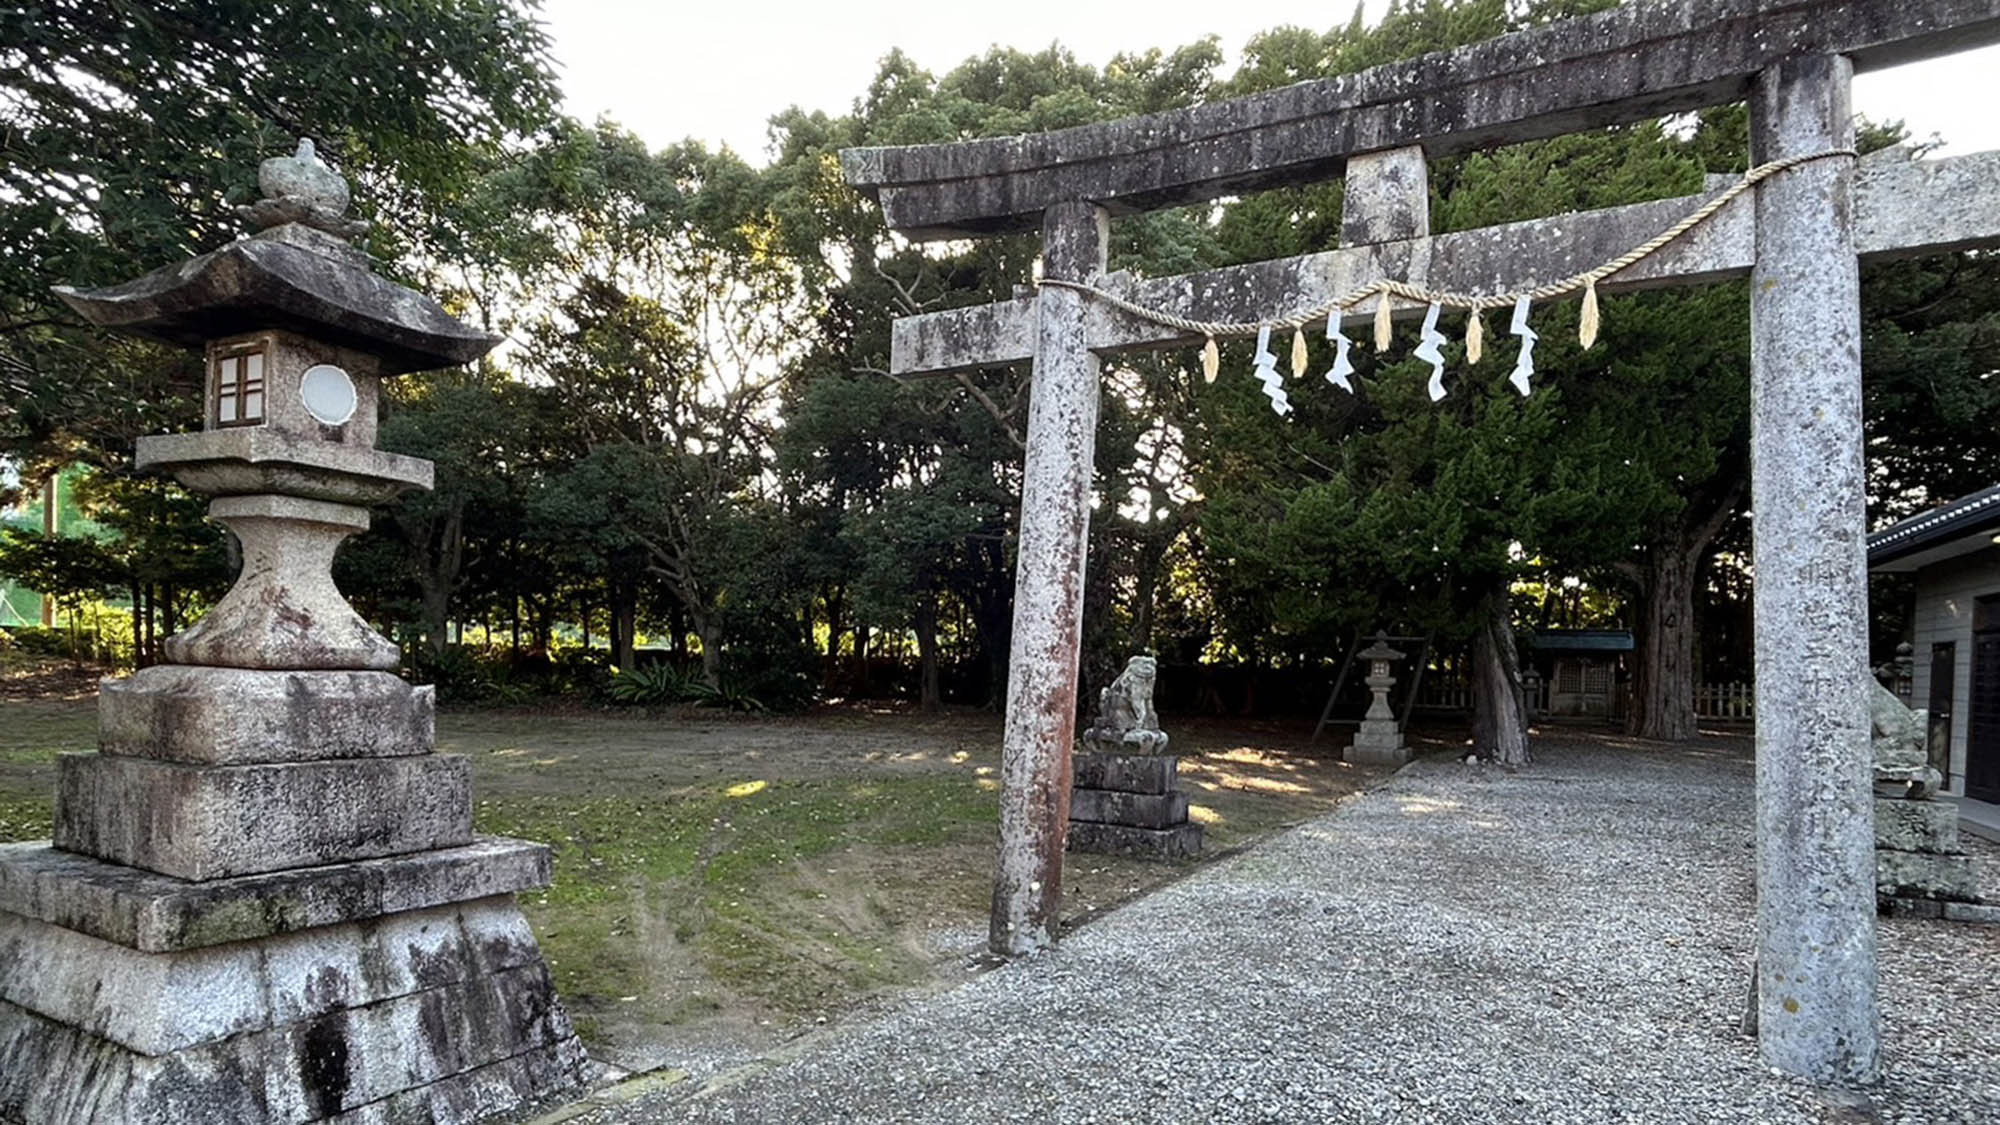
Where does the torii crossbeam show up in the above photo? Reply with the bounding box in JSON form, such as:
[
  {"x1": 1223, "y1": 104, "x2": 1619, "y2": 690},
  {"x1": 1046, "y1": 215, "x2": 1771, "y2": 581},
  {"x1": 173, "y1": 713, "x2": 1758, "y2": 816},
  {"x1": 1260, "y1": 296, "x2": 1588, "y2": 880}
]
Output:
[{"x1": 841, "y1": 0, "x2": 2000, "y2": 1085}]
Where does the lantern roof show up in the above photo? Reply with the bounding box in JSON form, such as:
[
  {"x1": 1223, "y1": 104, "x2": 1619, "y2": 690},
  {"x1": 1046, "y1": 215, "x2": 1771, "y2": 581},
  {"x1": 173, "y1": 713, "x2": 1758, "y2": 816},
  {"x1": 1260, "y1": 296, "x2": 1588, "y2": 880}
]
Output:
[{"x1": 51, "y1": 139, "x2": 498, "y2": 375}]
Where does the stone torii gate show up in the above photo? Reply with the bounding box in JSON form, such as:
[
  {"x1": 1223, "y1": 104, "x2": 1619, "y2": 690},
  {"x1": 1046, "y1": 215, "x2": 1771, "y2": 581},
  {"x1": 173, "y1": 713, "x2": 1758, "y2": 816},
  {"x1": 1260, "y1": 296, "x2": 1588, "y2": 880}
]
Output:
[{"x1": 840, "y1": 0, "x2": 2000, "y2": 1083}]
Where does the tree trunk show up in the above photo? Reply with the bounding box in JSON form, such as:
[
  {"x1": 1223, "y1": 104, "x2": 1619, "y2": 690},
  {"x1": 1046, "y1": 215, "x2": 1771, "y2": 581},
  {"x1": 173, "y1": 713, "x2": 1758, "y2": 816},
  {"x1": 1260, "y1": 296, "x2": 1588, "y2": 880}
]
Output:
[
  {"x1": 916, "y1": 593, "x2": 942, "y2": 713},
  {"x1": 1472, "y1": 593, "x2": 1531, "y2": 767},
  {"x1": 610, "y1": 581, "x2": 638, "y2": 671},
  {"x1": 688, "y1": 604, "x2": 723, "y2": 688},
  {"x1": 851, "y1": 624, "x2": 870, "y2": 696},
  {"x1": 1627, "y1": 546, "x2": 1701, "y2": 741}
]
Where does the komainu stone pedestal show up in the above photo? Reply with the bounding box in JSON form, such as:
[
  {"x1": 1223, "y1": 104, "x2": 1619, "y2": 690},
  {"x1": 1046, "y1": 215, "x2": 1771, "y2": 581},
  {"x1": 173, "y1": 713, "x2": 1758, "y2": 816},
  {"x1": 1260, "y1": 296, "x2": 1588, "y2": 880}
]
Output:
[
  {"x1": 1066, "y1": 753, "x2": 1203, "y2": 859},
  {"x1": 1875, "y1": 796, "x2": 1982, "y2": 910}
]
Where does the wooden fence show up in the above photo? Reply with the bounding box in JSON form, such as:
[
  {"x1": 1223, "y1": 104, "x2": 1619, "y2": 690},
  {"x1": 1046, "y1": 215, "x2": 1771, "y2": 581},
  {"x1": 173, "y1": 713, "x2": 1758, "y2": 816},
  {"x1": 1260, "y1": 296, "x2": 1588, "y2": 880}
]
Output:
[
  {"x1": 1415, "y1": 676, "x2": 1756, "y2": 721},
  {"x1": 1694, "y1": 681, "x2": 1754, "y2": 720}
]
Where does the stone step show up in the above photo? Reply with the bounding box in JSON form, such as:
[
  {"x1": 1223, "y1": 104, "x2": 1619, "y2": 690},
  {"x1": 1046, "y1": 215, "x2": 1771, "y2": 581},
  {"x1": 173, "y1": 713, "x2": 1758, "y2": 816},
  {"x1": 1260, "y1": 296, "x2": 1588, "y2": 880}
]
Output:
[
  {"x1": 1874, "y1": 797, "x2": 1961, "y2": 854},
  {"x1": 100, "y1": 665, "x2": 433, "y2": 765},
  {"x1": 54, "y1": 753, "x2": 471, "y2": 882},
  {"x1": 0, "y1": 838, "x2": 549, "y2": 953},
  {"x1": 1072, "y1": 752, "x2": 1179, "y2": 794},
  {"x1": 0, "y1": 898, "x2": 586, "y2": 1123},
  {"x1": 1875, "y1": 846, "x2": 1980, "y2": 903},
  {"x1": 1068, "y1": 788, "x2": 1189, "y2": 829},
  {"x1": 1066, "y1": 821, "x2": 1203, "y2": 859}
]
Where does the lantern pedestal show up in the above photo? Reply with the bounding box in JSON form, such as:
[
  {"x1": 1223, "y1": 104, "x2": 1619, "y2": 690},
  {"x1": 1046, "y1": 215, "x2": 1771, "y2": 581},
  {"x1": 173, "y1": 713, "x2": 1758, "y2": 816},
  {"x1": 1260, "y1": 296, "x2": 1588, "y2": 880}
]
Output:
[
  {"x1": 0, "y1": 140, "x2": 587, "y2": 1124},
  {"x1": 0, "y1": 841, "x2": 585, "y2": 1124}
]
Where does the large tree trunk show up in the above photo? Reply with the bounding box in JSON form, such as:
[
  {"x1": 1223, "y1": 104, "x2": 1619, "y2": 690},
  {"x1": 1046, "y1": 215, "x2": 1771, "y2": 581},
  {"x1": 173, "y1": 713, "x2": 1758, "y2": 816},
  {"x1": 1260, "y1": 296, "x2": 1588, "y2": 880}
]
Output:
[
  {"x1": 609, "y1": 578, "x2": 638, "y2": 671},
  {"x1": 915, "y1": 593, "x2": 942, "y2": 713},
  {"x1": 1627, "y1": 546, "x2": 1700, "y2": 741},
  {"x1": 1472, "y1": 593, "x2": 1531, "y2": 767}
]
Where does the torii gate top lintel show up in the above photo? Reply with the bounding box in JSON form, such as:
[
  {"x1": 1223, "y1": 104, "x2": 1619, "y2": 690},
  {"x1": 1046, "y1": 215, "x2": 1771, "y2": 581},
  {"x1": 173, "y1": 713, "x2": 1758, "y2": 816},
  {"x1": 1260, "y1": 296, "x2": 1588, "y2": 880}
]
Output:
[{"x1": 841, "y1": 0, "x2": 2000, "y2": 240}]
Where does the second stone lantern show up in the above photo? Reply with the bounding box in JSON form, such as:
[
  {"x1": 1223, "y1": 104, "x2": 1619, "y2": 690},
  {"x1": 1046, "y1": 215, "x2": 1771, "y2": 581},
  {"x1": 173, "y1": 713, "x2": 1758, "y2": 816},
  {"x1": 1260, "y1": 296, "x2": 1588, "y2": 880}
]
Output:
[{"x1": 0, "y1": 140, "x2": 586, "y2": 1124}]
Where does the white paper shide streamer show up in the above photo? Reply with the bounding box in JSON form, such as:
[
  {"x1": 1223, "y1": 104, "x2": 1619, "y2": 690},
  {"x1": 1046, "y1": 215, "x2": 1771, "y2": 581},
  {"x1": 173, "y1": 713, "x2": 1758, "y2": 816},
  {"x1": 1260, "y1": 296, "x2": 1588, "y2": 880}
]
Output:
[
  {"x1": 1414, "y1": 302, "x2": 1448, "y2": 402},
  {"x1": 1251, "y1": 325, "x2": 1292, "y2": 415},
  {"x1": 1324, "y1": 307, "x2": 1355, "y2": 393},
  {"x1": 1508, "y1": 295, "x2": 1538, "y2": 397}
]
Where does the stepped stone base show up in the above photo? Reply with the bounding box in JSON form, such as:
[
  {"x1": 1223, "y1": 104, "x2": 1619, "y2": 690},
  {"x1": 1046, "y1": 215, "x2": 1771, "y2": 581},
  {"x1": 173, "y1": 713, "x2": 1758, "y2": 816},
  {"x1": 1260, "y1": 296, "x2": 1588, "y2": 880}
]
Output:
[
  {"x1": 1069, "y1": 789, "x2": 1189, "y2": 829},
  {"x1": 1067, "y1": 821, "x2": 1204, "y2": 859},
  {"x1": 1876, "y1": 847, "x2": 1980, "y2": 903},
  {"x1": 0, "y1": 843, "x2": 585, "y2": 1124},
  {"x1": 54, "y1": 753, "x2": 472, "y2": 881},
  {"x1": 99, "y1": 666, "x2": 433, "y2": 765},
  {"x1": 1346, "y1": 719, "x2": 1410, "y2": 766},
  {"x1": 1073, "y1": 752, "x2": 1178, "y2": 794},
  {"x1": 1068, "y1": 752, "x2": 1201, "y2": 858}
]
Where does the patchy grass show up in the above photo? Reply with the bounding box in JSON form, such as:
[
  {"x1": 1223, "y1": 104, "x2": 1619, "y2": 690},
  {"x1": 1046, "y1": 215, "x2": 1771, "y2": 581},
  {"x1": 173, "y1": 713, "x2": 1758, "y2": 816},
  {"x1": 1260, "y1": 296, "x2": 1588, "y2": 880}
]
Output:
[
  {"x1": 0, "y1": 691, "x2": 1381, "y2": 1069},
  {"x1": 477, "y1": 773, "x2": 998, "y2": 1035}
]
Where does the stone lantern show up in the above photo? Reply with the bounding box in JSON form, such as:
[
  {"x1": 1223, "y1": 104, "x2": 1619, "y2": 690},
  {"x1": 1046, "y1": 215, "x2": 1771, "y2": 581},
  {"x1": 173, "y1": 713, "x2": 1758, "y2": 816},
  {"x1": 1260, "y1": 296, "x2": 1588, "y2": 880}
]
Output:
[
  {"x1": 1346, "y1": 633, "x2": 1412, "y2": 765},
  {"x1": 0, "y1": 141, "x2": 586, "y2": 1123}
]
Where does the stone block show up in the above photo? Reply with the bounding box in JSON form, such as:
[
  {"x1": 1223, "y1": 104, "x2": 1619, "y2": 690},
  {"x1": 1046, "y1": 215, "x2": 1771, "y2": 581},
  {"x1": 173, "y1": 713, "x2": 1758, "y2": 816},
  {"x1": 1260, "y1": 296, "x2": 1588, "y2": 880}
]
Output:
[
  {"x1": 1073, "y1": 752, "x2": 1180, "y2": 794},
  {"x1": 1878, "y1": 896, "x2": 1945, "y2": 919},
  {"x1": 54, "y1": 753, "x2": 471, "y2": 881},
  {"x1": 1067, "y1": 820, "x2": 1203, "y2": 859},
  {"x1": 1942, "y1": 901, "x2": 2000, "y2": 924},
  {"x1": 1346, "y1": 735, "x2": 1413, "y2": 766},
  {"x1": 1874, "y1": 797, "x2": 1961, "y2": 854},
  {"x1": 0, "y1": 897, "x2": 586, "y2": 1124},
  {"x1": 0, "y1": 838, "x2": 550, "y2": 953},
  {"x1": 1875, "y1": 847, "x2": 1980, "y2": 902},
  {"x1": 99, "y1": 665, "x2": 433, "y2": 764},
  {"x1": 1069, "y1": 788, "x2": 1190, "y2": 829}
]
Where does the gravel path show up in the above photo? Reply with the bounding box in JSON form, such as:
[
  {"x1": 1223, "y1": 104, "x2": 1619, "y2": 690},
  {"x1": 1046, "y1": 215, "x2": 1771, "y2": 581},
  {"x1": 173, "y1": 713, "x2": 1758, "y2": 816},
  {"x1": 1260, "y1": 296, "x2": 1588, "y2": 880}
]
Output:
[{"x1": 578, "y1": 735, "x2": 1999, "y2": 1124}]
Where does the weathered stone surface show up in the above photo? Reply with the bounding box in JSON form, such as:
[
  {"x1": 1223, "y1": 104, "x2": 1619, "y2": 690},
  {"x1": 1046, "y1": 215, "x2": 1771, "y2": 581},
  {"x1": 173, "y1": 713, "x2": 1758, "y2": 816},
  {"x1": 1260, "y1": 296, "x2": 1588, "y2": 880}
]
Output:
[
  {"x1": 1068, "y1": 788, "x2": 1190, "y2": 829},
  {"x1": 1941, "y1": 901, "x2": 2000, "y2": 924},
  {"x1": 1346, "y1": 737, "x2": 1413, "y2": 767},
  {"x1": 842, "y1": 0, "x2": 2000, "y2": 237},
  {"x1": 54, "y1": 753, "x2": 471, "y2": 881},
  {"x1": 990, "y1": 202, "x2": 1107, "y2": 957},
  {"x1": 1341, "y1": 145, "x2": 1429, "y2": 247},
  {"x1": 1072, "y1": 752, "x2": 1179, "y2": 795},
  {"x1": 885, "y1": 150, "x2": 2000, "y2": 375},
  {"x1": 52, "y1": 231, "x2": 500, "y2": 375},
  {"x1": 0, "y1": 838, "x2": 549, "y2": 953},
  {"x1": 136, "y1": 427, "x2": 431, "y2": 506},
  {"x1": 162, "y1": 494, "x2": 400, "y2": 671},
  {"x1": 0, "y1": 897, "x2": 587, "y2": 1124},
  {"x1": 1066, "y1": 821, "x2": 1203, "y2": 859},
  {"x1": 99, "y1": 666, "x2": 432, "y2": 764},
  {"x1": 1878, "y1": 896, "x2": 1945, "y2": 920},
  {"x1": 1747, "y1": 54, "x2": 1877, "y2": 1085},
  {"x1": 1079, "y1": 655, "x2": 1168, "y2": 754},
  {"x1": 1876, "y1": 848, "x2": 1980, "y2": 902},
  {"x1": 1874, "y1": 797, "x2": 1961, "y2": 854}
]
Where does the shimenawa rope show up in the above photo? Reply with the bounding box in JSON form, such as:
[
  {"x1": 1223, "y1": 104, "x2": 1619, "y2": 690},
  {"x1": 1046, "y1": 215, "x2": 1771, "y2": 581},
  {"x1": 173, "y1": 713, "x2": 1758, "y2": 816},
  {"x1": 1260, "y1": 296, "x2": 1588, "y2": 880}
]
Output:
[{"x1": 1035, "y1": 148, "x2": 1857, "y2": 386}]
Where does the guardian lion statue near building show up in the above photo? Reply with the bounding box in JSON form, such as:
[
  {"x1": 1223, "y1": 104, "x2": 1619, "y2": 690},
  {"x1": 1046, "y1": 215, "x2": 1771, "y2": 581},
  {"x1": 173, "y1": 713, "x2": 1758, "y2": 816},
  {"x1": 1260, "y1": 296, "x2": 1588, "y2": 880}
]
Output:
[{"x1": 1871, "y1": 679, "x2": 1940, "y2": 799}]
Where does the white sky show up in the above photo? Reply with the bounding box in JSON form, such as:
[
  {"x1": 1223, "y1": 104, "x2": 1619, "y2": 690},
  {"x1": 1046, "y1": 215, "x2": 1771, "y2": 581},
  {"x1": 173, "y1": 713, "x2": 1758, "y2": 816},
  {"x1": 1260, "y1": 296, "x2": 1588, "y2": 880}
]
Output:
[{"x1": 542, "y1": 0, "x2": 2000, "y2": 164}]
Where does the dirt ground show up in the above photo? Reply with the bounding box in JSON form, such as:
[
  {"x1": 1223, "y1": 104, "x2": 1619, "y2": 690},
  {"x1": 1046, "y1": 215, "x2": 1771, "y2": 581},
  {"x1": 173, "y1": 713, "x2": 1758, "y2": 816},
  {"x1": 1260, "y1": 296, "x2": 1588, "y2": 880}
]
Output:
[{"x1": 0, "y1": 661, "x2": 1402, "y2": 1076}]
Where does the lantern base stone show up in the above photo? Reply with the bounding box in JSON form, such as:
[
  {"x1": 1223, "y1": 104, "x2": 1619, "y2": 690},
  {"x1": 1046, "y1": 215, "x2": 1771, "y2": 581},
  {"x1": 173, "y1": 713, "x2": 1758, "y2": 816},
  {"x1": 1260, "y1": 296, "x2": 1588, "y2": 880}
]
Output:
[
  {"x1": 0, "y1": 849, "x2": 586, "y2": 1125},
  {"x1": 1346, "y1": 721, "x2": 1411, "y2": 766}
]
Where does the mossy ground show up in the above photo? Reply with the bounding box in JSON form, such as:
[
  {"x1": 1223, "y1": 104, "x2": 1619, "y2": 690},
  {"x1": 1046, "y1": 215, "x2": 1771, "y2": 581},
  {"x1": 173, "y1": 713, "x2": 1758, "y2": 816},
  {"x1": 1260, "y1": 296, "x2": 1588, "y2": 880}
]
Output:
[{"x1": 0, "y1": 667, "x2": 1379, "y2": 1067}]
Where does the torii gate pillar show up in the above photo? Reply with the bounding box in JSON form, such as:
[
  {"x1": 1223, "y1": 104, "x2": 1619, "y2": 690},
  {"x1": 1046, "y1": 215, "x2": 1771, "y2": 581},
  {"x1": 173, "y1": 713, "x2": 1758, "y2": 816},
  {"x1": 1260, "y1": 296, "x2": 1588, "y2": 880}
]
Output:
[
  {"x1": 1747, "y1": 54, "x2": 1878, "y2": 1083},
  {"x1": 990, "y1": 200, "x2": 1109, "y2": 954}
]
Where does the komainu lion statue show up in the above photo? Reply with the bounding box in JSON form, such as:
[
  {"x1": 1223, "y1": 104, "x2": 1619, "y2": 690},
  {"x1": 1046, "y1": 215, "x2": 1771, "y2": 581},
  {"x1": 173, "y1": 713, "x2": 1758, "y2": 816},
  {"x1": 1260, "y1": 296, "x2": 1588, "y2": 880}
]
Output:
[{"x1": 1082, "y1": 655, "x2": 1169, "y2": 755}]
